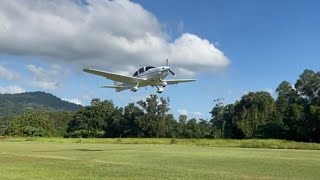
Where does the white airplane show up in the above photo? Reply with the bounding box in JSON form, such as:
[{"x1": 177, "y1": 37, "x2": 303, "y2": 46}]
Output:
[{"x1": 83, "y1": 60, "x2": 196, "y2": 93}]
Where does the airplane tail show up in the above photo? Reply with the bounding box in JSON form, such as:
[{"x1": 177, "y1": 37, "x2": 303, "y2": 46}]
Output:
[
  {"x1": 100, "y1": 81, "x2": 124, "y2": 92},
  {"x1": 113, "y1": 81, "x2": 123, "y2": 87},
  {"x1": 113, "y1": 81, "x2": 124, "y2": 92}
]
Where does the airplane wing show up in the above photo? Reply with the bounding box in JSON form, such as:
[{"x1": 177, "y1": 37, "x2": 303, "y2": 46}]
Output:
[
  {"x1": 83, "y1": 68, "x2": 146, "y2": 84},
  {"x1": 164, "y1": 79, "x2": 196, "y2": 85}
]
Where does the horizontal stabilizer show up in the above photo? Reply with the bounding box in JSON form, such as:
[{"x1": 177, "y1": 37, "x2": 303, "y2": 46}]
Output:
[{"x1": 101, "y1": 85, "x2": 122, "y2": 89}]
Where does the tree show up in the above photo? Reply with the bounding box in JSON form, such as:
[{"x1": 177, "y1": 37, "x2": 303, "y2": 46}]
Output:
[
  {"x1": 275, "y1": 81, "x2": 305, "y2": 140},
  {"x1": 308, "y1": 105, "x2": 320, "y2": 142},
  {"x1": 295, "y1": 70, "x2": 320, "y2": 105},
  {"x1": 122, "y1": 103, "x2": 144, "y2": 137},
  {"x1": 276, "y1": 81, "x2": 301, "y2": 110},
  {"x1": 233, "y1": 92, "x2": 276, "y2": 138},
  {"x1": 137, "y1": 95, "x2": 173, "y2": 137},
  {"x1": 66, "y1": 99, "x2": 115, "y2": 138},
  {"x1": 176, "y1": 115, "x2": 187, "y2": 138},
  {"x1": 5, "y1": 108, "x2": 55, "y2": 137},
  {"x1": 210, "y1": 98, "x2": 226, "y2": 138},
  {"x1": 294, "y1": 70, "x2": 320, "y2": 142},
  {"x1": 0, "y1": 116, "x2": 12, "y2": 136},
  {"x1": 274, "y1": 70, "x2": 320, "y2": 142},
  {"x1": 104, "y1": 107, "x2": 127, "y2": 138},
  {"x1": 47, "y1": 111, "x2": 74, "y2": 137},
  {"x1": 198, "y1": 119, "x2": 212, "y2": 138},
  {"x1": 185, "y1": 118, "x2": 201, "y2": 138}
]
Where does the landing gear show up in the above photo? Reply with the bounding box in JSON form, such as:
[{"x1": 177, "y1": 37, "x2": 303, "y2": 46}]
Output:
[
  {"x1": 156, "y1": 86, "x2": 163, "y2": 93},
  {"x1": 131, "y1": 84, "x2": 139, "y2": 92}
]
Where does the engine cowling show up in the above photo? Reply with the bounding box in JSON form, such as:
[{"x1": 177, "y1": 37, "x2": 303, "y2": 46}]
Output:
[
  {"x1": 131, "y1": 86, "x2": 138, "y2": 92},
  {"x1": 158, "y1": 81, "x2": 167, "y2": 87}
]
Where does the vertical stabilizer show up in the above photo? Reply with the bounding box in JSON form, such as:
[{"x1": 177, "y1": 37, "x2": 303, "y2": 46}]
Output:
[{"x1": 113, "y1": 81, "x2": 122, "y2": 86}]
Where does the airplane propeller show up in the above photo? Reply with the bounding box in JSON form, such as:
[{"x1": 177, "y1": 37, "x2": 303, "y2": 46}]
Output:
[
  {"x1": 166, "y1": 59, "x2": 176, "y2": 76},
  {"x1": 169, "y1": 69, "x2": 176, "y2": 76}
]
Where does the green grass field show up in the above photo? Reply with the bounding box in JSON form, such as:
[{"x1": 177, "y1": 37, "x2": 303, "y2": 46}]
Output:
[{"x1": 1, "y1": 139, "x2": 320, "y2": 179}]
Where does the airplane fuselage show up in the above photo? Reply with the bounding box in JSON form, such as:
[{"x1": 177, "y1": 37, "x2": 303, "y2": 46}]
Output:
[
  {"x1": 137, "y1": 66, "x2": 170, "y2": 81},
  {"x1": 116, "y1": 66, "x2": 171, "y2": 93}
]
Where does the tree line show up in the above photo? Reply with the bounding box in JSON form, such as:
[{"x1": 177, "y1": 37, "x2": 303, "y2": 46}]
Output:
[
  {"x1": 211, "y1": 69, "x2": 320, "y2": 142},
  {"x1": 1, "y1": 69, "x2": 319, "y2": 142}
]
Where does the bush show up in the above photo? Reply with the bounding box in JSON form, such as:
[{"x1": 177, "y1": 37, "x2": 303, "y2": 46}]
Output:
[
  {"x1": 66, "y1": 129, "x2": 105, "y2": 138},
  {"x1": 23, "y1": 126, "x2": 47, "y2": 137},
  {"x1": 170, "y1": 138, "x2": 177, "y2": 144}
]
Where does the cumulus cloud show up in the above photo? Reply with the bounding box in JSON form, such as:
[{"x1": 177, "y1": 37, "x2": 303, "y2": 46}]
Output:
[
  {"x1": 178, "y1": 109, "x2": 205, "y2": 119},
  {"x1": 190, "y1": 111, "x2": 205, "y2": 118},
  {"x1": 26, "y1": 64, "x2": 64, "y2": 90},
  {"x1": 0, "y1": 85, "x2": 25, "y2": 94},
  {"x1": 177, "y1": 109, "x2": 189, "y2": 116},
  {"x1": 0, "y1": 64, "x2": 20, "y2": 80},
  {"x1": 0, "y1": 0, "x2": 230, "y2": 77},
  {"x1": 62, "y1": 98, "x2": 82, "y2": 105}
]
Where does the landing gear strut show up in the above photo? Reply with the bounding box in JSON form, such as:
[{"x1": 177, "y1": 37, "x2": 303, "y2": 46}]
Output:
[{"x1": 156, "y1": 86, "x2": 163, "y2": 93}]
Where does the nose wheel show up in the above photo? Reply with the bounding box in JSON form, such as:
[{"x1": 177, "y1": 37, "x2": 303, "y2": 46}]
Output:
[{"x1": 156, "y1": 86, "x2": 163, "y2": 93}]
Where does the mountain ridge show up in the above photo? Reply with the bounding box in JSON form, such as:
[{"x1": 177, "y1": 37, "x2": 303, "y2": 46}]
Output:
[{"x1": 0, "y1": 91, "x2": 83, "y2": 117}]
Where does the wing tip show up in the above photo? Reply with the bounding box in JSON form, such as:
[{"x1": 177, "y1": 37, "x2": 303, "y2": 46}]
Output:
[{"x1": 83, "y1": 68, "x2": 91, "y2": 72}]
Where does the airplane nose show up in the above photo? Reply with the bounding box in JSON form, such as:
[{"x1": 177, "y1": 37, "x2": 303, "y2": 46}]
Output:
[{"x1": 161, "y1": 67, "x2": 168, "y2": 71}]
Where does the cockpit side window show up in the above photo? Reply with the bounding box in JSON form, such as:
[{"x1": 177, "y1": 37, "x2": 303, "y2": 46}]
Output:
[
  {"x1": 133, "y1": 67, "x2": 152, "y2": 77},
  {"x1": 139, "y1": 67, "x2": 145, "y2": 74},
  {"x1": 145, "y1": 66, "x2": 155, "y2": 71}
]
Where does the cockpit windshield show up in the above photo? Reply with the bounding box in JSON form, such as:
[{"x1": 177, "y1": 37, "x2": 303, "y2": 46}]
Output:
[
  {"x1": 133, "y1": 66, "x2": 155, "y2": 77},
  {"x1": 145, "y1": 66, "x2": 155, "y2": 71}
]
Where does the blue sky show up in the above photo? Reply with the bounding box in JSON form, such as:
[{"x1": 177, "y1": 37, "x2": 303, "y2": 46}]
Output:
[{"x1": 0, "y1": 0, "x2": 319, "y2": 119}]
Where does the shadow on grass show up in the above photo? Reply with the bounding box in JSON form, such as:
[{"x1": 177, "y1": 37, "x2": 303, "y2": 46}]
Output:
[{"x1": 76, "y1": 149, "x2": 104, "y2": 152}]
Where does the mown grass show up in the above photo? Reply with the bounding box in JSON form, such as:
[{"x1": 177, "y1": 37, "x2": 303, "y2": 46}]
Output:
[
  {"x1": 0, "y1": 141, "x2": 319, "y2": 180},
  {"x1": 1, "y1": 137, "x2": 320, "y2": 150}
]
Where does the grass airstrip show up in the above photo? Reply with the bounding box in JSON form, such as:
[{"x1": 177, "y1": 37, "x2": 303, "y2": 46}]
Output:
[{"x1": 0, "y1": 138, "x2": 320, "y2": 179}]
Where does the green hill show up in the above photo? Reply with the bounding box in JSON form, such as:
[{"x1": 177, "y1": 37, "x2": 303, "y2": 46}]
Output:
[{"x1": 0, "y1": 91, "x2": 82, "y2": 117}]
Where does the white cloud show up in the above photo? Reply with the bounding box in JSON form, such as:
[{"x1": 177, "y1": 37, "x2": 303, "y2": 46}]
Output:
[
  {"x1": 0, "y1": 0, "x2": 230, "y2": 77},
  {"x1": 175, "y1": 68, "x2": 196, "y2": 77},
  {"x1": 178, "y1": 109, "x2": 205, "y2": 119},
  {"x1": 26, "y1": 64, "x2": 64, "y2": 90},
  {"x1": 190, "y1": 111, "x2": 205, "y2": 118},
  {"x1": 82, "y1": 95, "x2": 92, "y2": 101},
  {"x1": 178, "y1": 109, "x2": 188, "y2": 115},
  {"x1": 62, "y1": 98, "x2": 82, "y2": 105},
  {"x1": 0, "y1": 85, "x2": 25, "y2": 94},
  {"x1": 0, "y1": 64, "x2": 20, "y2": 80}
]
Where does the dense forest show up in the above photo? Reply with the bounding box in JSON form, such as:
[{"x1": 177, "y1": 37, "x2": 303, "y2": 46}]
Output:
[{"x1": 0, "y1": 69, "x2": 319, "y2": 142}]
